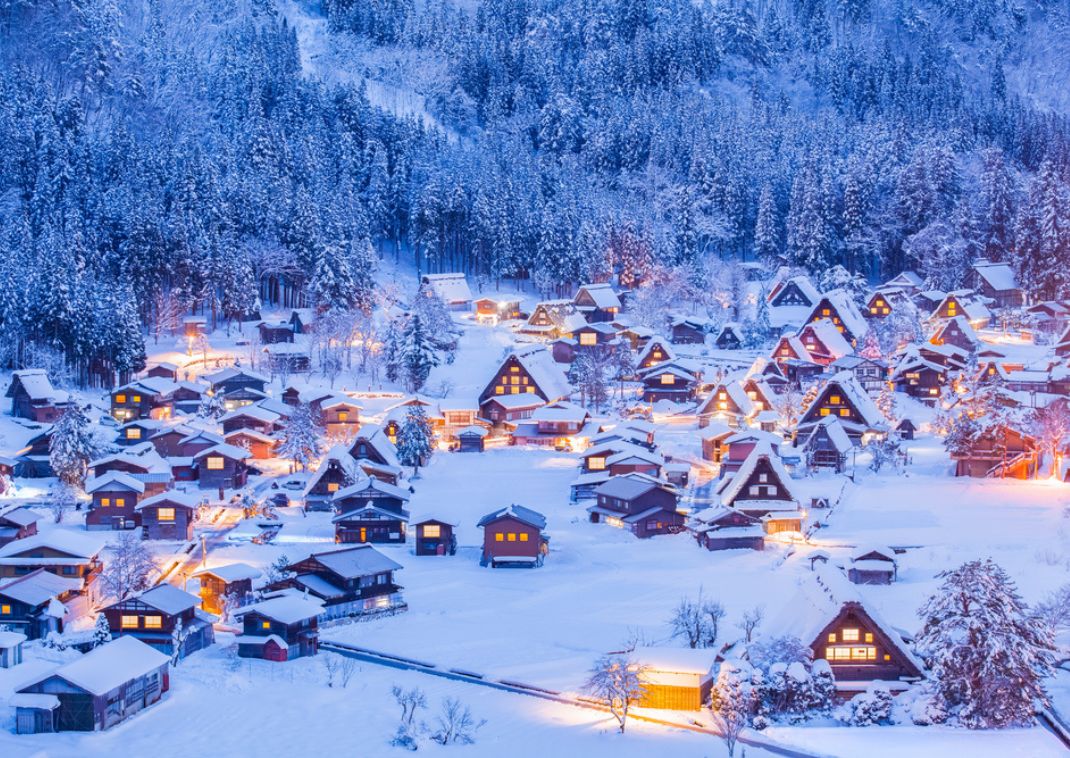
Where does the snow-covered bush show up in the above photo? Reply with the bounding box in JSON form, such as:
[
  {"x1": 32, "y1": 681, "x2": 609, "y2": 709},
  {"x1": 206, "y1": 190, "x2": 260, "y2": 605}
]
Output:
[
  {"x1": 839, "y1": 683, "x2": 894, "y2": 726},
  {"x1": 709, "y1": 660, "x2": 759, "y2": 756},
  {"x1": 746, "y1": 636, "x2": 834, "y2": 722}
]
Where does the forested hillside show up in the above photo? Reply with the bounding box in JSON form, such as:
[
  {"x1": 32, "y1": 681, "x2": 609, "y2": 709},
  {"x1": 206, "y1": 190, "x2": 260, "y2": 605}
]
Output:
[{"x1": 1, "y1": 0, "x2": 1068, "y2": 384}]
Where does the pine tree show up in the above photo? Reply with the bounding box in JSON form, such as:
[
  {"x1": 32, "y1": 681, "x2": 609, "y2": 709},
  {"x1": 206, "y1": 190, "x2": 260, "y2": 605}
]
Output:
[
  {"x1": 977, "y1": 148, "x2": 1015, "y2": 262},
  {"x1": 92, "y1": 612, "x2": 111, "y2": 648},
  {"x1": 917, "y1": 558, "x2": 1055, "y2": 728},
  {"x1": 396, "y1": 405, "x2": 434, "y2": 477},
  {"x1": 753, "y1": 183, "x2": 780, "y2": 267},
  {"x1": 49, "y1": 403, "x2": 96, "y2": 488},
  {"x1": 277, "y1": 402, "x2": 324, "y2": 471},
  {"x1": 399, "y1": 312, "x2": 439, "y2": 392}
]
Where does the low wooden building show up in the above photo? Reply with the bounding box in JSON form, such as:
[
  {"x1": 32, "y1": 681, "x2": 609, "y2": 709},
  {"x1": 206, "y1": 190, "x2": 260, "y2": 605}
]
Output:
[
  {"x1": 333, "y1": 503, "x2": 409, "y2": 544},
  {"x1": 637, "y1": 338, "x2": 674, "y2": 370},
  {"x1": 799, "y1": 416, "x2": 852, "y2": 473},
  {"x1": 136, "y1": 492, "x2": 199, "y2": 541},
  {"x1": 0, "y1": 630, "x2": 26, "y2": 668},
  {"x1": 193, "y1": 443, "x2": 251, "y2": 490},
  {"x1": 689, "y1": 506, "x2": 765, "y2": 551},
  {"x1": 414, "y1": 519, "x2": 457, "y2": 556},
  {"x1": 269, "y1": 545, "x2": 406, "y2": 619},
  {"x1": 574, "y1": 283, "x2": 622, "y2": 323},
  {"x1": 848, "y1": 547, "x2": 898, "y2": 585},
  {"x1": 640, "y1": 365, "x2": 698, "y2": 403},
  {"x1": 670, "y1": 317, "x2": 708, "y2": 345},
  {"x1": 478, "y1": 505, "x2": 549, "y2": 568},
  {"x1": 951, "y1": 424, "x2": 1039, "y2": 479},
  {"x1": 145, "y1": 363, "x2": 179, "y2": 381},
  {"x1": 14, "y1": 636, "x2": 170, "y2": 733},
  {"x1": 587, "y1": 477, "x2": 683, "y2": 538},
  {"x1": 965, "y1": 260, "x2": 1025, "y2": 309},
  {"x1": 633, "y1": 647, "x2": 719, "y2": 711},
  {"x1": 102, "y1": 583, "x2": 214, "y2": 658},
  {"x1": 768, "y1": 275, "x2": 820, "y2": 308},
  {"x1": 234, "y1": 595, "x2": 323, "y2": 661},
  {"x1": 6, "y1": 370, "x2": 65, "y2": 423},
  {"x1": 0, "y1": 532, "x2": 102, "y2": 588},
  {"x1": 473, "y1": 297, "x2": 521, "y2": 323},
  {"x1": 257, "y1": 321, "x2": 295, "y2": 344},
  {"x1": 191, "y1": 563, "x2": 260, "y2": 615},
  {"x1": 0, "y1": 507, "x2": 39, "y2": 547},
  {"x1": 456, "y1": 426, "x2": 487, "y2": 452},
  {"x1": 713, "y1": 323, "x2": 743, "y2": 350},
  {"x1": 85, "y1": 472, "x2": 146, "y2": 530},
  {"x1": 224, "y1": 428, "x2": 277, "y2": 460},
  {"x1": 0, "y1": 569, "x2": 75, "y2": 639}
]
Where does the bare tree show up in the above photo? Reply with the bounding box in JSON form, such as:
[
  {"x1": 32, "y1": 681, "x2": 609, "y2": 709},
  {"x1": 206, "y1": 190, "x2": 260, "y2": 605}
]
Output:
[
  {"x1": 1030, "y1": 401, "x2": 1070, "y2": 477},
  {"x1": 737, "y1": 606, "x2": 765, "y2": 644},
  {"x1": 391, "y1": 685, "x2": 428, "y2": 749},
  {"x1": 99, "y1": 532, "x2": 157, "y2": 601},
  {"x1": 430, "y1": 697, "x2": 485, "y2": 745},
  {"x1": 670, "y1": 593, "x2": 726, "y2": 649},
  {"x1": 584, "y1": 654, "x2": 649, "y2": 733}
]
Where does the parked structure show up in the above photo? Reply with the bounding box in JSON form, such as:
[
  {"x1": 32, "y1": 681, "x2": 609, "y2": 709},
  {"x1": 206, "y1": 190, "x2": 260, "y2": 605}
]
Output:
[{"x1": 478, "y1": 505, "x2": 549, "y2": 568}]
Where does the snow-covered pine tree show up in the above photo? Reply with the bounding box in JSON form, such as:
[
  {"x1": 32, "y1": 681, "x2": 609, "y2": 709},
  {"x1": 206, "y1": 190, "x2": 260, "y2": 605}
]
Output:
[
  {"x1": 49, "y1": 403, "x2": 96, "y2": 488},
  {"x1": 976, "y1": 148, "x2": 1015, "y2": 263},
  {"x1": 916, "y1": 558, "x2": 1055, "y2": 728},
  {"x1": 276, "y1": 402, "x2": 324, "y2": 472},
  {"x1": 753, "y1": 183, "x2": 780, "y2": 267},
  {"x1": 709, "y1": 660, "x2": 759, "y2": 757},
  {"x1": 92, "y1": 611, "x2": 111, "y2": 648},
  {"x1": 396, "y1": 405, "x2": 434, "y2": 477},
  {"x1": 400, "y1": 312, "x2": 439, "y2": 393}
]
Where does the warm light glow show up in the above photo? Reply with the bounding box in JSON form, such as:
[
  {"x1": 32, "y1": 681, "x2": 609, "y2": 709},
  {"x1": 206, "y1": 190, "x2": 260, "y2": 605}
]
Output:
[
  {"x1": 206, "y1": 456, "x2": 225, "y2": 470},
  {"x1": 423, "y1": 524, "x2": 441, "y2": 538},
  {"x1": 157, "y1": 507, "x2": 175, "y2": 522}
]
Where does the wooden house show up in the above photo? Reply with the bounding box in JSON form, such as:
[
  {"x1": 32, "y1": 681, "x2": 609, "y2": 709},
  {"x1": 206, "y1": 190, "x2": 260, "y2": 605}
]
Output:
[
  {"x1": 348, "y1": 424, "x2": 403, "y2": 471},
  {"x1": 89, "y1": 445, "x2": 172, "y2": 497},
  {"x1": 848, "y1": 547, "x2": 898, "y2": 585},
  {"x1": 234, "y1": 595, "x2": 323, "y2": 661},
  {"x1": 257, "y1": 321, "x2": 294, "y2": 344},
  {"x1": 110, "y1": 377, "x2": 178, "y2": 422},
  {"x1": 6, "y1": 370, "x2": 65, "y2": 423},
  {"x1": 193, "y1": 443, "x2": 251, "y2": 490},
  {"x1": 829, "y1": 355, "x2": 888, "y2": 394},
  {"x1": 183, "y1": 315, "x2": 207, "y2": 338},
  {"x1": 0, "y1": 569, "x2": 74, "y2": 639},
  {"x1": 863, "y1": 290, "x2": 896, "y2": 319},
  {"x1": 895, "y1": 418, "x2": 916, "y2": 440},
  {"x1": 224, "y1": 428, "x2": 276, "y2": 460},
  {"x1": 689, "y1": 506, "x2": 765, "y2": 551},
  {"x1": 637, "y1": 337, "x2": 674, "y2": 370},
  {"x1": 136, "y1": 492, "x2": 199, "y2": 541},
  {"x1": 414, "y1": 519, "x2": 457, "y2": 556},
  {"x1": 304, "y1": 445, "x2": 366, "y2": 509},
  {"x1": 480, "y1": 394, "x2": 539, "y2": 431},
  {"x1": 220, "y1": 404, "x2": 283, "y2": 435},
  {"x1": 770, "y1": 334, "x2": 814, "y2": 367},
  {"x1": 881, "y1": 271, "x2": 924, "y2": 298},
  {"x1": 145, "y1": 363, "x2": 179, "y2": 381},
  {"x1": 1027, "y1": 300, "x2": 1070, "y2": 337},
  {"x1": 799, "y1": 416, "x2": 852, "y2": 473},
  {"x1": 85, "y1": 471, "x2": 146, "y2": 530},
  {"x1": 332, "y1": 498, "x2": 410, "y2": 545},
  {"x1": 951, "y1": 424, "x2": 1039, "y2": 479},
  {"x1": 716, "y1": 443, "x2": 801, "y2": 529},
  {"x1": 768, "y1": 275, "x2": 820, "y2": 309},
  {"x1": 929, "y1": 290, "x2": 991, "y2": 329},
  {"x1": 420, "y1": 273, "x2": 473, "y2": 310},
  {"x1": 289, "y1": 308, "x2": 315, "y2": 335},
  {"x1": 204, "y1": 367, "x2": 269, "y2": 407},
  {"x1": 574, "y1": 283, "x2": 622, "y2": 323},
  {"x1": 317, "y1": 395, "x2": 362, "y2": 439},
  {"x1": 191, "y1": 563, "x2": 259, "y2": 615},
  {"x1": 764, "y1": 569, "x2": 924, "y2": 697},
  {"x1": 965, "y1": 260, "x2": 1025, "y2": 309},
  {"x1": 632, "y1": 647, "x2": 719, "y2": 711},
  {"x1": 670, "y1": 316, "x2": 709, "y2": 345},
  {"x1": 511, "y1": 401, "x2": 595, "y2": 449},
  {"x1": 891, "y1": 350, "x2": 949, "y2": 403},
  {"x1": 797, "y1": 319, "x2": 853, "y2": 365},
  {"x1": 13, "y1": 636, "x2": 170, "y2": 733},
  {"x1": 715, "y1": 429, "x2": 784, "y2": 475},
  {"x1": 521, "y1": 299, "x2": 582, "y2": 339},
  {"x1": 640, "y1": 365, "x2": 698, "y2": 403},
  {"x1": 713, "y1": 323, "x2": 744, "y2": 350},
  {"x1": 0, "y1": 507, "x2": 38, "y2": 547},
  {"x1": 0, "y1": 531, "x2": 102, "y2": 588},
  {"x1": 697, "y1": 380, "x2": 754, "y2": 428},
  {"x1": 478, "y1": 505, "x2": 549, "y2": 568},
  {"x1": 479, "y1": 345, "x2": 572, "y2": 410},
  {"x1": 117, "y1": 418, "x2": 167, "y2": 446},
  {"x1": 700, "y1": 425, "x2": 734, "y2": 465},
  {"x1": 456, "y1": 426, "x2": 487, "y2": 452},
  {"x1": 473, "y1": 297, "x2": 521, "y2": 323},
  {"x1": 14, "y1": 428, "x2": 56, "y2": 478},
  {"x1": 270, "y1": 545, "x2": 406, "y2": 619},
  {"x1": 102, "y1": 583, "x2": 214, "y2": 658},
  {"x1": 806, "y1": 291, "x2": 868, "y2": 345},
  {"x1": 587, "y1": 477, "x2": 682, "y2": 538},
  {"x1": 930, "y1": 315, "x2": 979, "y2": 353},
  {"x1": 797, "y1": 372, "x2": 886, "y2": 441},
  {"x1": 617, "y1": 324, "x2": 655, "y2": 352}
]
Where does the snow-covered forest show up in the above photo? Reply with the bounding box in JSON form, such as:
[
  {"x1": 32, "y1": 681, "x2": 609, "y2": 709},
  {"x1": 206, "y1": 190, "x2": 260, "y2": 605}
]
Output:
[{"x1": 1, "y1": 0, "x2": 1069, "y2": 386}]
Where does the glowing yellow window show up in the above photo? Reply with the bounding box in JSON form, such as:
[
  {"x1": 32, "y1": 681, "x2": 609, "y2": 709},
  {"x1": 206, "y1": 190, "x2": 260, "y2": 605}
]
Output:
[
  {"x1": 865, "y1": 633, "x2": 873, "y2": 643},
  {"x1": 829, "y1": 395, "x2": 841, "y2": 404},
  {"x1": 869, "y1": 307, "x2": 877, "y2": 314},
  {"x1": 101, "y1": 498, "x2": 111, "y2": 507},
  {"x1": 718, "y1": 401, "x2": 728, "y2": 410},
  {"x1": 510, "y1": 366, "x2": 519, "y2": 373},
  {"x1": 261, "y1": 620, "x2": 271, "y2": 629},
  {"x1": 883, "y1": 654, "x2": 891, "y2": 661},
  {"x1": 495, "y1": 533, "x2": 504, "y2": 542},
  {"x1": 841, "y1": 628, "x2": 860, "y2": 642},
  {"x1": 423, "y1": 525, "x2": 441, "y2": 538},
  {"x1": 947, "y1": 303, "x2": 957, "y2": 315},
  {"x1": 327, "y1": 482, "x2": 339, "y2": 493},
  {"x1": 839, "y1": 409, "x2": 850, "y2": 417},
  {"x1": 507, "y1": 533, "x2": 517, "y2": 542},
  {"x1": 819, "y1": 408, "x2": 830, "y2": 416},
  {"x1": 157, "y1": 507, "x2": 175, "y2": 522},
  {"x1": 519, "y1": 533, "x2": 529, "y2": 542},
  {"x1": 822, "y1": 309, "x2": 830, "y2": 316},
  {"x1": 511, "y1": 387, "x2": 520, "y2": 394},
  {"x1": 115, "y1": 498, "x2": 125, "y2": 508},
  {"x1": 588, "y1": 457, "x2": 606, "y2": 471},
  {"x1": 579, "y1": 332, "x2": 597, "y2": 346},
  {"x1": 525, "y1": 386, "x2": 535, "y2": 393},
  {"x1": 121, "y1": 615, "x2": 139, "y2": 629},
  {"x1": 144, "y1": 615, "x2": 163, "y2": 629},
  {"x1": 660, "y1": 374, "x2": 674, "y2": 385},
  {"x1": 827, "y1": 633, "x2": 836, "y2": 643},
  {"x1": 511, "y1": 376, "x2": 519, "y2": 385},
  {"x1": 206, "y1": 457, "x2": 225, "y2": 470},
  {"x1": 115, "y1": 394, "x2": 126, "y2": 403},
  {"x1": 495, "y1": 386, "x2": 504, "y2": 395},
  {"x1": 127, "y1": 428, "x2": 141, "y2": 439},
  {"x1": 0, "y1": 604, "x2": 10, "y2": 615},
  {"x1": 133, "y1": 395, "x2": 141, "y2": 403},
  {"x1": 338, "y1": 412, "x2": 349, "y2": 422}
]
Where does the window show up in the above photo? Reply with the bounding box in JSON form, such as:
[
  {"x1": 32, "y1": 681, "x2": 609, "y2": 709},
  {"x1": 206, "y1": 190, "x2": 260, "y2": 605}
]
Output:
[
  {"x1": 822, "y1": 308, "x2": 830, "y2": 316},
  {"x1": 115, "y1": 498, "x2": 125, "y2": 508},
  {"x1": 827, "y1": 632, "x2": 836, "y2": 643},
  {"x1": 121, "y1": 615, "x2": 139, "y2": 629},
  {"x1": 423, "y1": 524, "x2": 441, "y2": 538},
  {"x1": 101, "y1": 497, "x2": 111, "y2": 507},
  {"x1": 717, "y1": 401, "x2": 728, "y2": 410},
  {"x1": 829, "y1": 395, "x2": 841, "y2": 405},
  {"x1": 327, "y1": 482, "x2": 339, "y2": 493},
  {"x1": 144, "y1": 615, "x2": 163, "y2": 629},
  {"x1": 510, "y1": 366, "x2": 519, "y2": 373},
  {"x1": 519, "y1": 533, "x2": 529, "y2": 542},
  {"x1": 758, "y1": 473, "x2": 768, "y2": 483},
  {"x1": 841, "y1": 628, "x2": 860, "y2": 642},
  {"x1": 127, "y1": 428, "x2": 141, "y2": 439},
  {"x1": 819, "y1": 408, "x2": 830, "y2": 416},
  {"x1": 133, "y1": 395, "x2": 142, "y2": 403},
  {"x1": 511, "y1": 376, "x2": 520, "y2": 385},
  {"x1": 839, "y1": 408, "x2": 850, "y2": 417},
  {"x1": 588, "y1": 457, "x2": 606, "y2": 471},
  {"x1": 660, "y1": 374, "x2": 674, "y2": 385},
  {"x1": 0, "y1": 604, "x2": 9, "y2": 615},
  {"x1": 495, "y1": 385, "x2": 504, "y2": 395},
  {"x1": 206, "y1": 456, "x2": 225, "y2": 470},
  {"x1": 157, "y1": 507, "x2": 175, "y2": 522},
  {"x1": 261, "y1": 620, "x2": 271, "y2": 629},
  {"x1": 749, "y1": 485, "x2": 761, "y2": 496},
  {"x1": 579, "y1": 332, "x2": 597, "y2": 346},
  {"x1": 495, "y1": 533, "x2": 504, "y2": 542},
  {"x1": 526, "y1": 386, "x2": 535, "y2": 394},
  {"x1": 115, "y1": 394, "x2": 126, "y2": 403},
  {"x1": 507, "y1": 533, "x2": 517, "y2": 542},
  {"x1": 865, "y1": 633, "x2": 873, "y2": 643},
  {"x1": 338, "y1": 411, "x2": 349, "y2": 422}
]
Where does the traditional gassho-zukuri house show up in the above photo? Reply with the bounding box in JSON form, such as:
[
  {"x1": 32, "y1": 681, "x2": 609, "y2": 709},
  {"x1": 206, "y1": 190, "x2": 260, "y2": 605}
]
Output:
[
  {"x1": 479, "y1": 344, "x2": 572, "y2": 420},
  {"x1": 805, "y1": 290, "x2": 868, "y2": 346},
  {"x1": 796, "y1": 371, "x2": 887, "y2": 443},
  {"x1": 768, "y1": 274, "x2": 820, "y2": 309},
  {"x1": 13, "y1": 635, "x2": 170, "y2": 733},
  {"x1": 928, "y1": 290, "x2": 992, "y2": 329},
  {"x1": 716, "y1": 442, "x2": 803, "y2": 535},
  {"x1": 697, "y1": 378, "x2": 754, "y2": 429},
  {"x1": 797, "y1": 318, "x2": 854, "y2": 366},
  {"x1": 587, "y1": 476, "x2": 683, "y2": 538},
  {"x1": 573, "y1": 282, "x2": 622, "y2": 323},
  {"x1": 951, "y1": 423, "x2": 1040, "y2": 480},
  {"x1": 420, "y1": 272, "x2": 473, "y2": 310},
  {"x1": 6, "y1": 369, "x2": 67, "y2": 423},
  {"x1": 268, "y1": 545, "x2": 406, "y2": 619},
  {"x1": 636, "y1": 337, "x2": 674, "y2": 370},
  {"x1": 478, "y1": 505, "x2": 549, "y2": 568},
  {"x1": 760, "y1": 568, "x2": 925, "y2": 698}
]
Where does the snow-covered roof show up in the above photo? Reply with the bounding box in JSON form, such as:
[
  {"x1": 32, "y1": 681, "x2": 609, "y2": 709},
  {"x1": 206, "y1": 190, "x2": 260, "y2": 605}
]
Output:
[
  {"x1": 477, "y1": 504, "x2": 547, "y2": 530},
  {"x1": 0, "y1": 506, "x2": 38, "y2": 528},
  {"x1": 883, "y1": 271, "x2": 923, "y2": 289},
  {"x1": 971, "y1": 260, "x2": 1019, "y2": 292},
  {"x1": 306, "y1": 544, "x2": 403, "y2": 579},
  {"x1": 700, "y1": 381, "x2": 754, "y2": 417},
  {"x1": 205, "y1": 367, "x2": 269, "y2": 386},
  {"x1": 799, "y1": 319, "x2": 853, "y2": 359},
  {"x1": 421, "y1": 272, "x2": 473, "y2": 303},
  {"x1": 932, "y1": 291, "x2": 991, "y2": 323},
  {"x1": 135, "y1": 491, "x2": 200, "y2": 511},
  {"x1": 233, "y1": 595, "x2": 324, "y2": 625},
  {"x1": 512, "y1": 345, "x2": 572, "y2": 401},
  {"x1": 10, "y1": 369, "x2": 56, "y2": 401},
  {"x1": 531, "y1": 401, "x2": 588, "y2": 424},
  {"x1": 220, "y1": 404, "x2": 281, "y2": 424},
  {"x1": 594, "y1": 476, "x2": 669, "y2": 501},
  {"x1": 0, "y1": 569, "x2": 79, "y2": 606},
  {"x1": 632, "y1": 646, "x2": 719, "y2": 677},
  {"x1": 934, "y1": 315, "x2": 979, "y2": 345},
  {"x1": 349, "y1": 424, "x2": 401, "y2": 469},
  {"x1": 804, "y1": 416, "x2": 853, "y2": 454},
  {"x1": 84, "y1": 471, "x2": 146, "y2": 494},
  {"x1": 0, "y1": 530, "x2": 103, "y2": 561},
  {"x1": 20, "y1": 636, "x2": 169, "y2": 697},
  {"x1": 482, "y1": 394, "x2": 546, "y2": 410},
  {"x1": 334, "y1": 476, "x2": 411, "y2": 503},
  {"x1": 458, "y1": 425, "x2": 488, "y2": 437},
  {"x1": 318, "y1": 394, "x2": 363, "y2": 410},
  {"x1": 0, "y1": 630, "x2": 26, "y2": 650},
  {"x1": 815, "y1": 290, "x2": 867, "y2": 339},
  {"x1": 224, "y1": 428, "x2": 276, "y2": 444},
  {"x1": 10, "y1": 693, "x2": 59, "y2": 710},
  {"x1": 193, "y1": 443, "x2": 253, "y2": 461},
  {"x1": 637, "y1": 338, "x2": 675, "y2": 366},
  {"x1": 129, "y1": 583, "x2": 200, "y2": 615},
  {"x1": 807, "y1": 371, "x2": 885, "y2": 429},
  {"x1": 718, "y1": 442, "x2": 799, "y2": 508},
  {"x1": 574, "y1": 283, "x2": 622, "y2": 310},
  {"x1": 192, "y1": 563, "x2": 261, "y2": 583},
  {"x1": 332, "y1": 503, "x2": 411, "y2": 523},
  {"x1": 770, "y1": 275, "x2": 821, "y2": 306}
]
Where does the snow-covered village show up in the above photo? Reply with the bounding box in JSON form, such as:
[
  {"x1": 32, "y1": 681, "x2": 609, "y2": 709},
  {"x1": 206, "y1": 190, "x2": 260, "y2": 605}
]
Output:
[{"x1": 4, "y1": 1, "x2": 1070, "y2": 757}]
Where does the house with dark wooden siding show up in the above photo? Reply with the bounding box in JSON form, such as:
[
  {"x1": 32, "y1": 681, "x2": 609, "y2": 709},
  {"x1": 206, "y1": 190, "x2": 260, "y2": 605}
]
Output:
[
  {"x1": 670, "y1": 316, "x2": 709, "y2": 345},
  {"x1": 689, "y1": 506, "x2": 765, "y2": 551},
  {"x1": 574, "y1": 283, "x2": 622, "y2": 322},
  {"x1": 414, "y1": 519, "x2": 456, "y2": 556},
  {"x1": 269, "y1": 545, "x2": 406, "y2": 619},
  {"x1": 951, "y1": 423, "x2": 1039, "y2": 479},
  {"x1": 333, "y1": 504, "x2": 409, "y2": 544},
  {"x1": 110, "y1": 377, "x2": 178, "y2": 422},
  {"x1": 797, "y1": 319, "x2": 853, "y2": 365},
  {"x1": 103, "y1": 583, "x2": 214, "y2": 658},
  {"x1": 347, "y1": 424, "x2": 403, "y2": 471},
  {"x1": 13, "y1": 636, "x2": 170, "y2": 733},
  {"x1": 0, "y1": 532, "x2": 102, "y2": 588},
  {"x1": 636, "y1": 337, "x2": 674, "y2": 370},
  {"x1": 716, "y1": 443, "x2": 802, "y2": 533},
  {"x1": 965, "y1": 260, "x2": 1025, "y2": 309},
  {"x1": 640, "y1": 364, "x2": 699, "y2": 403},
  {"x1": 191, "y1": 563, "x2": 260, "y2": 615},
  {"x1": 929, "y1": 290, "x2": 992, "y2": 328},
  {"x1": 768, "y1": 275, "x2": 820, "y2": 308},
  {"x1": 587, "y1": 477, "x2": 682, "y2": 538},
  {"x1": 192, "y1": 443, "x2": 251, "y2": 490},
  {"x1": 6, "y1": 370, "x2": 65, "y2": 423},
  {"x1": 234, "y1": 595, "x2": 323, "y2": 661},
  {"x1": 478, "y1": 345, "x2": 572, "y2": 414},
  {"x1": 806, "y1": 291, "x2": 868, "y2": 345},
  {"x1": 799, "y1": 416, "x2": 852, "y2": 473},
  {"x1": 136, "y1": 492, "x2": 199, "y2": 541},
  {"x1": 0, "y1": 569, "x2": 74, "y2": 639},
  {"x1": 930, "y1": 315, "x2": 979, "y2": 353},
  {"x1": 0, "y1": 507, "x2": 38, "y2": 547},
  {"x1": 478, "y1": 505, "x2": 549, "y2": 567},
  {"x1": 848, "y1": 547, "x2": 898, "y2": 585},
  {"x1": 85, "y1": 472, "x2": 146, "y2": 530},
  {"x1": 714, "y1": 323, "x2": 743, "y2": 350},
  {"x1": 797, "y1": 372, "x2": 886, "y2": 441},
  {"x1": 698, "y1": 380, "x2": 754, "y2": 428}
]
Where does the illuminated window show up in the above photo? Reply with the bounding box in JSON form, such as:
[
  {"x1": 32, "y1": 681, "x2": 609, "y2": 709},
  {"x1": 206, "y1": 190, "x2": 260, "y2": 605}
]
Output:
[
  {"x1": 507, "y1": 533, "x2": 517, "y2": 542},
  {"x1": 115, "y1": 394, "x2": 126, "y2": 403},
  {"x1": 829, "y1": 395, "x2": 841, "y2": 405},
  {"x1": 588, "y1": 457, "x2": 606, "y2": 471},
  {"x1": 121, "y1": 615, "x2": 139, "y2": 629},
  {"x1": 115, "y1": 498, "x2": 125, "y2": 508},
  {"x1": 827, "y1": 633, "x2": 836, "y2": 643},
  {"x1": 327, "y1": 482, "x2": 339, "y2": 493},
  {"x1": 157, "y1": 508, "x2": 175, "y2": 522},
  {"x1": 133, "y1": 395, "x2": 142, "y2": 403},
  {"x1": 718, "y1": 401, "x2": 728, "y2": 410},
  {"x1": 338, "y1": 412, "x2": 349, "y2": 422},
  {"x1": 0, "y1": 604, "x2": 9, "y2": 615},
  {"x1": 495, "y1": 533, "x2": 504, "y2": 542},
  {"x1": 510, "y1": 366, "x2": 519, "y2": 373},
  {"x1": 579, "y1": 332, "x2": 597, "y2": 346},
  {"x1": 526, "y1": 386, "x2": 535, "y2": 393},
  {"x1": 869, "y1": 307, "x2": 877, "y2": 314},
  {"x1": 101, "y1": 498, "x2": 111, "y2": 507},
  {"x1": 511, "y1": 387, "x2": 520, "y2": 394},
  {"x1": 519, "y1": 533, "x2": 529, "y2": 542},
  {"x1": 127, "y1": 428, "x2": 142, "y2": 440},
  {"x1": 839, "y1": 408, "x2": 850, "y2": 417},
  {"x1": 865, "y1": 633, "x2": 873, "y2": 643},
  {"x1": 495, "y1": 386, "x2": 504, "y2": 395},
  {"x1": 841, "y1": 628, "x2": 860, "y2": 642},
  {"x1": 819, "y1": 408, "x2": 830, "y2": 416},
  {"x1": 511, "y1": 376, "x2": 520, "y2": 385},
  {"x1": 144, "y1": 615, "x2": 163, "y2": 629},
  {"x1": 660, "y1": 374, "x2": 674, "y2": 385},
  {"x1": 947, "y1": 302, "x2": 957, "y2": 315},
  {"x1": 423, "y1": 524, "x2": 441, "y2": 538},
  {"x1": 261, "y1": 620, "x2": 271, "y2": 629},
  {"x1": 206, "y1": 457, "x2": 225, "y2": 470},
  {"x1": 822, "y1": 309, "x2": 830, "y2": 316}
]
